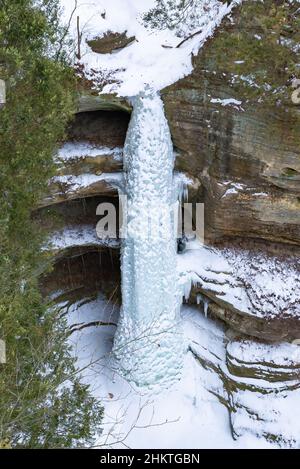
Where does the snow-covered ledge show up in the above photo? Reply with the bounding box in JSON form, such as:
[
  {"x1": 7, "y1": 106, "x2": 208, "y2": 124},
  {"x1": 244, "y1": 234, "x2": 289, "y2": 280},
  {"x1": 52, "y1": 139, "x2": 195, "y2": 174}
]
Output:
[
  {"x1": 44, "y1": 224, "x2": 120, "y2": 255},
  {"x1": 178, "y1": 239, "x2": 300, "y2": 340},
  {"x1": 40, "y1": 172, "x2": 124, "y2": 207},
  {"x1": 55, "y1": 142, "x2": 123, "y2": 164}
]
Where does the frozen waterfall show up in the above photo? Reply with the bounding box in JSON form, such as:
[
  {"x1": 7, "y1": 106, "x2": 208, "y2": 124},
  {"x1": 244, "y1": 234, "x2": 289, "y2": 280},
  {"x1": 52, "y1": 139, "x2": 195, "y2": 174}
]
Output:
[{"x1": 112, "y1": 89, "x2": 184, "y2": 388}]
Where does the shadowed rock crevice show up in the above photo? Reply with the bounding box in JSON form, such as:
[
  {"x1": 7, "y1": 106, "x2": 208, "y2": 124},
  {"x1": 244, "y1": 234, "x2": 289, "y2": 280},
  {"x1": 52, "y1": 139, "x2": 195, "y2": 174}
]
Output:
[
  {"x1": 40, "y1": 250, "x2": 120, "y2": 306},
  {"x1": 68, "y1": 110, "x2": 130, "y2": 146}
]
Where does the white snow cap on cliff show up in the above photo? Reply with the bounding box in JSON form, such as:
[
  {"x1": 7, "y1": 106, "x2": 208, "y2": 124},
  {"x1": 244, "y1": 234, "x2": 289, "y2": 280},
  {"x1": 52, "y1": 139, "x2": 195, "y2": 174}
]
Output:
[{"x1": 60, "y1": 0, "x2": 241, "y2": 97}]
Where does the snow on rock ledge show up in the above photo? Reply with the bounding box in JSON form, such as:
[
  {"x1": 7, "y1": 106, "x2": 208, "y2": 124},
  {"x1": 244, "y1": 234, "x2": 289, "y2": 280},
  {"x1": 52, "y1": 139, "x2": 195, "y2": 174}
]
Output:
[
  {"x1": 44, "y1": 224, "x2": 120, "y2": 256},
  {"x1": 185, "y1": 308, "x2": 300, "y2": 448},
  {"x1": 41, "y1": 172, "x2": 124, "y2": 207},
  {"x1": 178, "y1": 239, "x2": 300, "y2": 341},
  {"x1": 55, "y1": 142, "x2": 123, "y2": 177},
  {"x1": 56, "y1": 142, "x2": 123, "y2": 163},
  {"x1": 227, "y1": 339, "x2": 300, "y2": 382}
]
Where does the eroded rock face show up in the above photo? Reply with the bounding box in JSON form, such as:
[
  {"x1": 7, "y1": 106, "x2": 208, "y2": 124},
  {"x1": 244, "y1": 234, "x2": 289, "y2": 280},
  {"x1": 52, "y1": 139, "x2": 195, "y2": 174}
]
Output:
[
  {"x1": 207, "y1": 302, "x2": 300, "y2": 343},
  {"x1": 162, "y1": 35, "x2": 300, "y2": 247},
  {"x1": 163, "y1": 7, "x2": 300, "y2": 343},
  {"x1": 184, "y1": 308, "x2": 300, "y2": 448}
]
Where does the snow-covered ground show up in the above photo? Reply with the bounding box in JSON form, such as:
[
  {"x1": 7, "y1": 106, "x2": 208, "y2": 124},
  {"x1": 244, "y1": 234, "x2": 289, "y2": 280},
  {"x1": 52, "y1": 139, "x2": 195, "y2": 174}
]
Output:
[
  {"x1": 65, "y1": 294, "x2": 275, "y2": 448},
  {"x1": 60, "y1": 0, "x2": 241, "y2": 96}
]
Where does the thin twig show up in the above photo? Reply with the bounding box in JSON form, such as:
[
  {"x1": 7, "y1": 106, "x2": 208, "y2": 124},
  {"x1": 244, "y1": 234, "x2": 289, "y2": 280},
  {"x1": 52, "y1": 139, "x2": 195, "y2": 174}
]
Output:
[{"x1": 176, "y1": 28, "x2": 203, "y2": 48}]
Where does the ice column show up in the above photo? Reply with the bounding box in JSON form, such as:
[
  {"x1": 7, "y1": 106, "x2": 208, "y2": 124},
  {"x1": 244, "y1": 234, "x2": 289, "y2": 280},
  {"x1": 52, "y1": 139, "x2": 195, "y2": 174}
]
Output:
[{"x1": 112, "y1": 89, "x2": 184, "y2": 388}]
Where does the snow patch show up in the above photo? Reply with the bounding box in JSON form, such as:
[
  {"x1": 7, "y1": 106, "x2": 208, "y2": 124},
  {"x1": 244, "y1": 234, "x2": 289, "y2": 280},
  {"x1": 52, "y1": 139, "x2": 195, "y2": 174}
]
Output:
[
  {"x1": 60, "y1": 0, "x2": 241, "y2": 97},
  {"x1": 211, "y1": 97, "x2": 243, "y2": 110}
]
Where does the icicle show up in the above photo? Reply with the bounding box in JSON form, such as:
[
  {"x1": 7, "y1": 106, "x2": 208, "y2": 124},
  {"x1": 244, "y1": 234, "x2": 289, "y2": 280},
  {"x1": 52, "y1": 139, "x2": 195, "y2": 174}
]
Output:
[
  {"x1": 195, "y1": 292, "x2": 210, "y2": 317},
  {"x1": 203, "y1": 297, "x2": 210, "y2": 318},
  {"x1": 184, "y1": 185, "x2": 189, "y2": 202},
  {"x1": 175, "y1": 174, "x2": 189, "y2": 203},
  {"x1": 184, "y1": 277, "x2": 193, "y2": 301}
]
